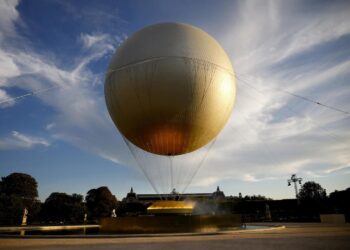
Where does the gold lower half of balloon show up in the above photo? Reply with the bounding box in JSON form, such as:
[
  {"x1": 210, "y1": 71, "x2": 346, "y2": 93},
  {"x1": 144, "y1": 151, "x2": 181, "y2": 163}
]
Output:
[{"x1": 105, "y1": 57, "x2": 236, "y2": 155}]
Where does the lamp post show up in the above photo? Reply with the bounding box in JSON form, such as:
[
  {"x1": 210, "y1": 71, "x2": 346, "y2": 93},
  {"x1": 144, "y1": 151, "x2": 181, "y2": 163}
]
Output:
[{"x1": 288, "y1": 174, "x2": 302, "y2": 199}]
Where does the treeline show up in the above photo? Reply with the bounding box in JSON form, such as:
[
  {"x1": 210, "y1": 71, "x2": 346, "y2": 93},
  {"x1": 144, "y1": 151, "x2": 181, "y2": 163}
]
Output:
[
  {"x1": 1, "y1": 172, "x2": 349, "y2": 225},
  {"x1": 0, "y1": 173, "x2": 118, "y2": 225},
  {"x1": 227, "y1": 182, "x2": 350, "y2": 222}
]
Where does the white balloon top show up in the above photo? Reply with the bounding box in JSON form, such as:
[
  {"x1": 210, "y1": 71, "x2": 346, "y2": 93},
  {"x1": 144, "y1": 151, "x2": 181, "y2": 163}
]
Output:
[{"x1": 109, "y1": 22, "x2": 233, "y2": 73}]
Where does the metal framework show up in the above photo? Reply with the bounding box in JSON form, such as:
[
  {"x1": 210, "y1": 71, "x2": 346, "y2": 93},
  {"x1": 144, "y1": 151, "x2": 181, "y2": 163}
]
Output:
[{"x1": 288, "y1": 174, "x2": 302, "y2": 199}]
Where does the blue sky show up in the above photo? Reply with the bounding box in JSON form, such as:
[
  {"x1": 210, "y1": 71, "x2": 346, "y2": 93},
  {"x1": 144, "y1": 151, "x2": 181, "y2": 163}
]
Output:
[{"x1": 0, "y1": 0, "x2": 349, "y2": 201}]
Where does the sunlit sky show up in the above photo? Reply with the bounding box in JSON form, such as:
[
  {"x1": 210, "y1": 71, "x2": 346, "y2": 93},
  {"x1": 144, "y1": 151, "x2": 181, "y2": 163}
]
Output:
[{"x1": 1, "y1": 0, "x2": 349, "y2": 201}]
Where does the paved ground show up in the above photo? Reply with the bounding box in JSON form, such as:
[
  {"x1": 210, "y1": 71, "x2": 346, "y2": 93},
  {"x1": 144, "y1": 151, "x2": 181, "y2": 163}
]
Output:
[{"x1": 1, "y1": 223, "x2": 350, "y2": 250}]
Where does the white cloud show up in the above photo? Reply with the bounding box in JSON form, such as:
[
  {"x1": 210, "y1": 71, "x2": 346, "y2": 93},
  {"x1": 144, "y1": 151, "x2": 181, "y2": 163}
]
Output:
[
  {"x1": 0, "y1": 2, "x2": 129, "y2": 163},
  {"x1": 0, "y1": 88, "x2": 15, "y2": 108},
  {"x1": 13, "y1": 43, "x2": 129, "y2": 163},
  {"x1": 0, "y1": 131, "x2": 50, "y2": 150},
  {"x1": 80, "y1": 33, "x2": 110, "y2": 49},
  {"x1": 188, "y1": 0, "x2": 350, "y2": 189},
  {"x1": 12, "y1": 131, "x2": 50, "y2": 147},
  {"x1": 0, "y1": 50, "x2": 20, "y2": 84},
  {"x1": 323, "y1": 164, "x2": 350, "y2": 174},
  {"x1": 242, "y1": 174, "x2": 257, "y2": 182},
  {"x1": 0, "y1": 0, "x2": 349, "y2": 196},
  {"x1": 225, "y1": 1, "x2": 350, "y2": 75},
  {"x1": 45, "y1": 123, "x2": 56, "y2": 130},
  {"x1": 0, "y1": 0, "x2": 19, "y2": 41},
  {"x1": 0, "y1": 0, "x2": 21, "y2": 107}
]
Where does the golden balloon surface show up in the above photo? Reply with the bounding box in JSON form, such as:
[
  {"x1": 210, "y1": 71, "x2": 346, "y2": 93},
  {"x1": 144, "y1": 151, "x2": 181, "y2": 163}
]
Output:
[{"x1": 105, "y1": 23, "x2": 236, "y2": 155}]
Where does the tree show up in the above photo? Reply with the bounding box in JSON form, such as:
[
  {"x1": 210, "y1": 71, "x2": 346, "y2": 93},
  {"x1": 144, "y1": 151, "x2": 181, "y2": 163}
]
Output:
[
  {"x1": 329, "y1": 188, "x2": 350, "y2": 221},
  {"x1": 243, "y1": 195, "x2": 272, "y2": 201},
  {"x1": 0, "y1": 173, "x2": 40, "y2": 225},
  {"x1": 1, "y1": 173, "x2": 38, "y2": 199},
  {"x1": 299, "y1": 181, "x2": 327, "y2": 215},
  {"x1": 86, "y1": 186, "x2": 117, "y2": 220},
  {"x1": 41, "y1": 192, "x2": 85, "y2": 224},
  {"x1": 299, "y1": 181, "x2": 327, "y2": 201},
  {"x1": 0, "y1": 193, "x2": 25, "y2": 225}
]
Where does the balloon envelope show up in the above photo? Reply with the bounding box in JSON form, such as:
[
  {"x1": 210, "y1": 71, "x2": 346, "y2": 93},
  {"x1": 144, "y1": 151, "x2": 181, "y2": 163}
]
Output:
[{"x1": 105, "y1": 23, "x2": 235, "y2": 155}]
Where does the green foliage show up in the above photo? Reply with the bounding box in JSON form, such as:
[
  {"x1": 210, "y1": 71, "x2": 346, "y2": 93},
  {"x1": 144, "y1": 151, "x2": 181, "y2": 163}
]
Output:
[
  {"x1": 1, "y1": 172, "x2": 38, "y2": 199},
  {"x1": 242, "y1": 195, "x2": 272, "y2": 201},
  {"x1": 41, "y1": 192, "x2": 85, "y2": 224},
  {"x1": 298, "y1": 181, "x2": 327, "y2": 214},
  {"x1": 86, "y1": 186, "x2": 117, "y2": 219},
  {"x1": 299, "y1": 181, "x2": 327, "y2": 201},
  {"x1": 0, "y1": 172, "x2": 40, "y2": 225},
  {"x1": 0, "y1": 194, "x2": 24, "y2": 225}
]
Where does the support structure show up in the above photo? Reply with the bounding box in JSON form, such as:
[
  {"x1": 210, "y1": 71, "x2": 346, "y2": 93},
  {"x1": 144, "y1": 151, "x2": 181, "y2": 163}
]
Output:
[{"x1": 288, "y1": 174, "x2": 302, "y2": 199}]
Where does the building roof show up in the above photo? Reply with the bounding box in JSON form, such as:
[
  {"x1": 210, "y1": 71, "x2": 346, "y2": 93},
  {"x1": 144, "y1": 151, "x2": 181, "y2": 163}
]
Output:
[{"x1": 124, "y1": 186, "x2": 226, "y2": 202}]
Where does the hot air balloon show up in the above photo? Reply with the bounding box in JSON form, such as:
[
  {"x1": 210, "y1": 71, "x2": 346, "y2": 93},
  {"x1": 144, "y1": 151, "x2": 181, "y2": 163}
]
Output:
[{"x1": 105, "y1": 23, "x2": 235, "y2": 193}]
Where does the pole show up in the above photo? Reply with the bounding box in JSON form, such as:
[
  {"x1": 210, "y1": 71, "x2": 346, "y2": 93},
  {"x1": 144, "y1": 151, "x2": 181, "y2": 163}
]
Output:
[{"x1": 288, "y1": 174, "x2": 302, "y2": 200}]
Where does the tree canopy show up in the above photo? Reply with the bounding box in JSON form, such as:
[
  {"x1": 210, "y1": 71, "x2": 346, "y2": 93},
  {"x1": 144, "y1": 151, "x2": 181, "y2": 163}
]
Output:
[
  {"x1": 299, "y1": 181, "x2": 327, "y2": 201},
  {"x1": 1, "y1": 172, "x2": 38, "y2": 199},
  {"x1": 0, "y1": 173, "x2": 40, "y2": 225},
  {"x1": 86, "y1": 186, "x2": 117, "y2": 219},
  {"x1": 41, "y1": 192, "x2": 85, "y2": 223},
  {"x1": 329, "y1": 188, "x2": 350, "y2": 216},
  {"x1": 298, "y1": 181, "x2": 327, "y2": 214},
  {"x1": 242, "y1": 195, "x2": 272, "y2": 201}
]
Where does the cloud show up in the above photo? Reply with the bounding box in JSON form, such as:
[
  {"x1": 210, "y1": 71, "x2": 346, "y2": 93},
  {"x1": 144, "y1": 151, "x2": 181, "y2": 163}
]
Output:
[
  {"x1": 80, "y1": 33, "x2": 111, "y2": 49},
  {"x1": 224, "y1": 1, "x2": 350, "y2": 75},
  {"x1": 323, "y1": 164, "x2": 350, "y2": 174},
  {"x1": 189, "y1": 0, "x2": 350, "y2": 188},
  {"x1": 0, "y1": 88, "x2": 15, "y2": 108},
  {"x1": 240, "y1": 174, "x2": 255, "y2": 182},
  {"x1": 0, "y1": 0, "x2": 21, "y2": 88},
  {"x1": 0, "y1": 131, "x2": 50, "y2": 150},
  {"x1": 0, "y1": 1, "x2": 131, "y2": 165},
  {"x1": 0, "y1": 50, "x2": 20, "y2": 84},
  {"x1": 11, "y1": 40, "x2": 130, "y2": 163},
  {"x1": 0, "y1": 0, "x2": 19, "y2": 42},
  {"x1": 0, "y1": 1, "x2": 349, "y2": 195},
  {"x1": 45, "y1": 123, "x2": 56, "y2": 130}
]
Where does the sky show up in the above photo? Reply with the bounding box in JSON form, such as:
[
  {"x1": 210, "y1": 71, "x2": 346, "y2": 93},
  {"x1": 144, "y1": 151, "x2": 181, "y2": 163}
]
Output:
[{"x1": 0, "y1": 0, "x2": 349, "y2": 201}]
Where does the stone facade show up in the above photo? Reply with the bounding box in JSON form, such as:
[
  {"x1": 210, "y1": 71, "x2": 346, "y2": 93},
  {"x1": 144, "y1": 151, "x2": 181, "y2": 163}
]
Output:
[{"x1": 123, "y1": 186, "x2": 226, "y2": 203}]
